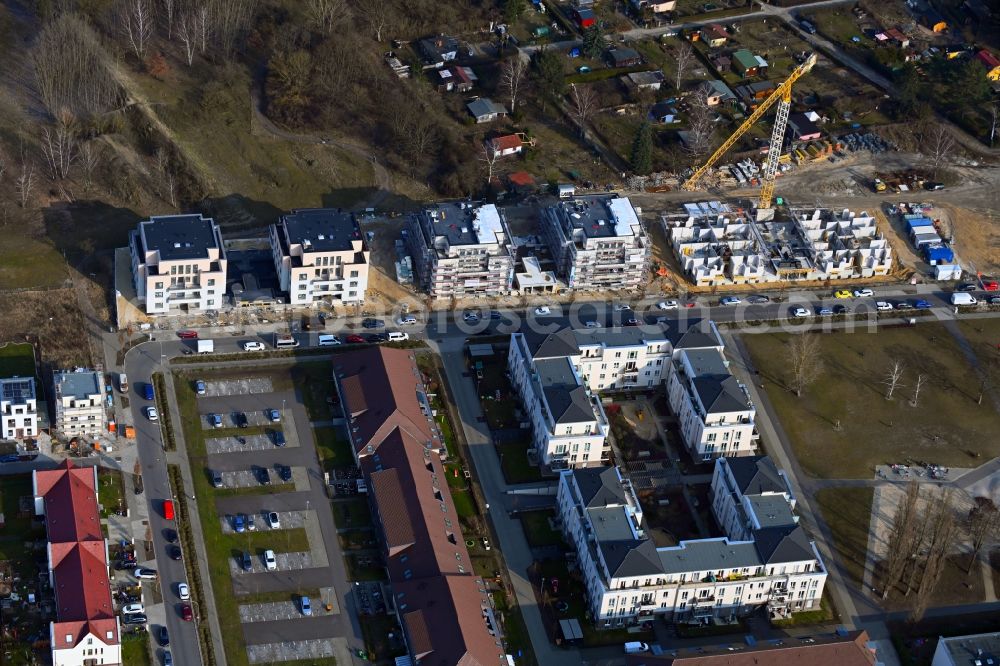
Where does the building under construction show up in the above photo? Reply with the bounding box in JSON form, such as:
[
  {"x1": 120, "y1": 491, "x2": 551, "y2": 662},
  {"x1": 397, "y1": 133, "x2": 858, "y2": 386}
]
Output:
[{"x1": 663, "y1": 201, "x2": 893, "y2": 286}]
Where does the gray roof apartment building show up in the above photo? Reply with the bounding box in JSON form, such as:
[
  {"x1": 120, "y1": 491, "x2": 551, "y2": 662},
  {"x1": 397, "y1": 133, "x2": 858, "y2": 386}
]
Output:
[
  {"x1": 407, "y1": 202, "x2": 514, "y2": 299},
  {"x1": 269, "y1": 208, "x2": 370, "y2": 306},
  {"x1": 541, "y1": 195, "x2": 650, "y2": 291},
  {"x1": 557, "y1": 457, "x2": 826, "y2": 627},
  {"x1": 52, "y1": 370, "x2": 106, "y2": 438},
  {"x1": 129, "y1": 214, "x2": 227, "y2": 315}
]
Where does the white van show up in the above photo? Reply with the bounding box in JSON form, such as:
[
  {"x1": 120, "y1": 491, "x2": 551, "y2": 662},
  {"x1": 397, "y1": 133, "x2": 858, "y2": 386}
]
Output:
[
  {"x1": 624, "y1": 641, "x2": 649, "y2": 654},
  {"x1": 951, "y1": 292, "x2": 978, "y2": 306},
  {"x1": 387, "y1": 331, "x2": 409, "y2": 342},
  {"x1": 318, "y1": 334, "x2": 341, "y2": 346}
]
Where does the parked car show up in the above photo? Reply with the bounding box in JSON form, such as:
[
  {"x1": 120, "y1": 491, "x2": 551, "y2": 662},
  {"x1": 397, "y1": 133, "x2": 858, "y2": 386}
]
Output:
[
  {"x1": 361, "y1": 318, "x2": 385, "y2": 329},
  {"x1": 177, "y1": 582, "x2": 190, "y2": 600},
  {"x1": 875, "y1": 301, "x2": 893, "y2": 311},
  {"x1": 816, "y1": 307, "x2": 833, "y2": 316},
  {"x1": 923, "y1": 181, "x2": 944, "y2": 190},
  {"x1": 720, "y1": 296, "x2": 741, "y2": 306},
  {"x1": 264, "y1": 549, "x2": 277, "y2": 571},
  {"x1": 235, "y1": 412, "x2": 248, "y2": 428},
  {"x1": 122, "y1": 613, "x2": 147, "y2": 626},
  {"x1": 853, "y1": 288, "x2": 874, "y2": 298},
  {"x1": 209, "y1": 413, "x2": 223, "y2": 428},
  {"x1": 345, "y1": 334, "x2": 366, "y2": 344},
  {"x1": 194, "y1": 380, "x2": 206, "y2": 395},
  {"x1": 240, "y1": 551, "x2": 252, "y2": 571},
  {"x1": 180, "y1": 604, "x2": 193, "y2": 622},
  {"x1": 267, "y1": 511, "x2": 281, "y2": 529},
  {"x1": 271, "y1": 431, "x2": 286, "y2": 447},
  {"x1": 145, "y1": 406, "x2": 158, "y2": 421},
  {"x1": 894, "y1": 301, "x2": 914, "y2": 310},
  {"x1": 833, "y1": 304, "x2": 848, "y2": 315},
  {"x1": 747, "y1": 295, "x2": 770, "y2": 304},
  {"x1": 233, "y1": 514, "x2": 246, "y2": 533},
  {"x1": 989, "y1": 296, "x2": 1000, "y2": 306},
  {"x1": 584, "y1": 320, "x2": 601, "y2": 328},
  {"x1": 958, "y1": 283, "x2": 978, "y2": 292},
  {"x1": 247, "y1": 514, "x2": 256, "y2": 532},
  {"x1": 462, "y1": 312, "x2": 480, "y2": 323},
  {"x1": 834, "y1": 289, "x2": 852, "y2": 299},
  {"x1": 134, "y1": 568, "x2": 158, "y2": 580},
  {"x1": 656, "y1": 300, "x2": 678, "y2": 310},
  {"x1": 163, "y1": 650, "x2": 173, "y2": 666},
  {"x1": 242, "y1": 341, "x2": 265, "y2": 351},
  {"x1": 277, "y1": 465, "x2": 292, "y2": 482},
  {"x1": 267, "y1": 409, "x2": 281, "y2": 422},
  {"x1": 169, "y1": 545, "x2": 182, "y2": 561},
  {"x1": 143, "y1": 383, "x2": 155, "y2": 400},
  {"x1": 121, "y1": 603, "x2": 144, "y2": 615},
  {"x1": 164, "y1": 528, "x2": 178, "y2": 544},
  {"x1": 791, "y1": 307, "x2": 809, "y2": 317},
  {"x1": 913, "y1": 299, "x2": 932, "y2": 309},
  {"x1": 211, "y1": 470, "x2": 223, "y2": 488},
  {"x1": 534, "y1": 306, "x2": 551, "y2": 315},
  {"x1": 257, "y1": 467, "x2": 271, "y2": 485},
  {"x1": 177, "y1": 330, "x2": 198, "y2": 339},
  {"x1": 300, "y1": 596, "x2": 312, "y2": 616},
  {"x1": 159, "y1": 626, "x2": 169, "y2": 646}
]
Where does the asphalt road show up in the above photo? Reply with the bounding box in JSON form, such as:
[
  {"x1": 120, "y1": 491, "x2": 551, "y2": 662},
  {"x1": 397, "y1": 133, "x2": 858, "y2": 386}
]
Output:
[{"x1": 124, "y1": 347, "x2": 202, "y2": 666}]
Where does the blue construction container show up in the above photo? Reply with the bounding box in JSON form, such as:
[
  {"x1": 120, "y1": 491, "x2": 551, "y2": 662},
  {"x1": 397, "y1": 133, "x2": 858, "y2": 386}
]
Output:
[{"x1": 923, "y1": 244, "x2": 954, "y2": 264}]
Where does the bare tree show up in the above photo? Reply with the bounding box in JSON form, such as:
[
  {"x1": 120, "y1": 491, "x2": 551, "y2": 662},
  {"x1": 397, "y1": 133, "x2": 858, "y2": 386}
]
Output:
[
  {"x1": 965, "y1": 497, "x2": 1000, "y2": 574},
  {"x1": 197, "y1": 4, "x2": 210, "y2": 54},
  {"x1": 119, "y1": 0, "x2": 155, "y2": 60},
  {"x1": 0, "y1": 149, "x2": 6, "y2": 183},
  {"x1": 211, "y1": 0, "x2": 260, "y2": 58},
  {"x1": 990, "y1": 102, "x2": 998, "y2": 148},
  {"x1": 161, "y1": 0, "x2": 175, "y2": 37},
  {"x1": 569, "y1": 83, "x2": 597, "y2": 135},
  {"x1": 480, "y1": 141, "x2": 500, "y2": 186},
  {"x1": 788, "y1": 333, "x2": 823, "y2": 397},
  {"x1": 177, "y1": 12, "x2": 197, "y2": 65},
  {"x1": 15, "y1": 159, "x2": 35, "y2": 209},
  {"x1": 361, "y1": 0, "x2": 390, "y2": 41},
  {"x1": 883, "y1": 359, "x2": 905, "y2": 400},
  {"x1": 501, "y1": 56, "x2": 528, "y2": 113},
  {"x1": 79, "y1": 142, "x2": 103, "y2": 188},
  {"x1": 910, "y1": 373, "x2": 927, "y2": 407},
  {"x1": 910, "y1": 489, "x2": 957, "y2": 622},
  {"x1": 927, "y1": 124, "x2": 955, "y2": 178},
  {"x1": 683, "y1": 92, "x2": 715, "y2": 159},
  {"x1": 40, "y1": 112, "x2": 79, "y2": 181},
  {"x1": 305, "y1": 0, "x2": 350, "y2": 35},
  {"x1": 674, "y1": 41, "x2": 694, "y2": 92},
  {"x1": 881, "y1": 481, "x2": 921, "y2": 599},
  {"x1": 976, "y1": 358, "x2": 999, "y2": 405}
]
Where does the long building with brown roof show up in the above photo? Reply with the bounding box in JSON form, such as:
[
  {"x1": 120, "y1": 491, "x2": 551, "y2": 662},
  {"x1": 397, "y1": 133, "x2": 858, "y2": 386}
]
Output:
[
  {"x1": 333, "y1": 347, "x2": 507, "y2": 666},
  {"x1": 626, "y1": 630, "x2": 879, "y2": 665},
  {"x1": 33, "y1": 460, "x2": 121, "y2": 666}
]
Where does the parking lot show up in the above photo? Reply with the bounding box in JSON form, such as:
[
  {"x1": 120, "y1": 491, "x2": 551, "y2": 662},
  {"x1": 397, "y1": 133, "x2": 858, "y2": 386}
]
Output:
[{"x1": 190, "y1": 366, "x2": 351, "y2": 663}]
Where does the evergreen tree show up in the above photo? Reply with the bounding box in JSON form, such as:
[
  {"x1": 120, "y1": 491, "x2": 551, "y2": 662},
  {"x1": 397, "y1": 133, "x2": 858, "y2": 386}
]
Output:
[
  {"x1": 631, "y1": 121, "x2": 653, "y2": 175},
  {"x1": 582, "y1": 25, "x2": 604, "y2": 60}
]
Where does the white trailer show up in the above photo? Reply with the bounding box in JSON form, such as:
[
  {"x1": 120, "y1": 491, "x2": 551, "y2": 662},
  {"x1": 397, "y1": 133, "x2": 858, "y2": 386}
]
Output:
[{"x1": 197, "y1": 339, "x2": 215, "y2": 354}]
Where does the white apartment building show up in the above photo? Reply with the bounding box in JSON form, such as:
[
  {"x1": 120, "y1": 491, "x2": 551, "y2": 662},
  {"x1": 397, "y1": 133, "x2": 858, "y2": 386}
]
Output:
[
  {"x1": 129, "y1": 214, "x2": 228, "y2": 315},
  {"x1": 573, "y1": 327, "x2": 675, "y2": 392},
  {"x1": 557, "y1": 460, "x2": 826, "y2": 628},
  {"x1": 52, "y1": 370, "x2": 106, "y2": 439},
  {"x1": 541, "y1": 196, "x2": 651, "y2": 291},
  {"x1": 712, "y1": 456, "x2": 796, "y2": 543},
  {"x1": 508, "y1": 328, "x2": 610, "y2": 468},
  {"x1": 666, "y1": 348, "x2": 757, "y2": 460},
  {"x1": 1, "y1": 376, "x2": 37, "y2": 440},
  {"x1": 407, "y1": 202, "x2": 514, "y2": 298},
  {"x1": 270, "y1": 208, "x2": 370, "y2": 306}
]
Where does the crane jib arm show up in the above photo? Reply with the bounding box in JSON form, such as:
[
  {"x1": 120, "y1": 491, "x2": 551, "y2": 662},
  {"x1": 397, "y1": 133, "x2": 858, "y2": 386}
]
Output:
[{"x1": 682, "y1": 53, "x2": 818, "y2": 194}]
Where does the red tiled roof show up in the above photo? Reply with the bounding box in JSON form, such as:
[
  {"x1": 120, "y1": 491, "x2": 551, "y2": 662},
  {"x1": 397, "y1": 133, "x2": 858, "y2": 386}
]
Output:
[
  {"x1": 703, "y1": 23, "x2": 728, "y2": 38},
  {"x1": 976, "y1": 49, "x2": 1000, "y2": 68},
  {"x1": 335, "y1": 348, "x2": 502, "y2": 666},
  {"x1": 35, "y1": 461, "x2": 102, "y2": 544},
  {"x1": 490, "y1": 134, "x2": 523, "y2": 152},
  {"x1": 34, "y1": 461, "x2": 119, "y2": 652},
  {"x1": 626, "y1": 630, "x2": 876, "y2": 666},
  {"x1": 507, "y1": 171, "x2": 535, "y2": 187}
]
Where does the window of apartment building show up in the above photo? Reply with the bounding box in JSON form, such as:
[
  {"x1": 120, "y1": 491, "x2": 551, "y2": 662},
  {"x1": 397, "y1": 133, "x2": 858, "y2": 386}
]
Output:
[
  {"x1": 154, "y1": 291, "x2": 163, "y2": 298},
  {"x1": 681, "y1": 591, "x2": 688, "y2": 599},
  {"x1": 601, "y1": 363, "x2": 606, "y2": 369},
  {"x1": 628, "y1": 351, "x2": 637, "y2": 359},
  {"x1": 615, "y1": 352, "x2": 622, "y2": 358},
  {"x1": 208, "y1": 278, "x2": 215, "y2": 286},
  {"x1": 207, "y1": 299, "x2": 214, "y2": 306},
  {"x1": 350, "y1": 270, "x2": 359, "y2": 277},
  {"x1": 155, "y1": 281, "x2": 163, "y2": 289},
  {"x1": 707, "y1": 433, "x2": 716, "y2": 442},
  {"x1": 599, "y1": 373, "x2": 605, "y2": 380},
  {"x1": 735, "y1": 586, "x2": 742, "y2": 595},
  {"x1": 679, "y1": 602, "x2": 686, "y2": 609}
]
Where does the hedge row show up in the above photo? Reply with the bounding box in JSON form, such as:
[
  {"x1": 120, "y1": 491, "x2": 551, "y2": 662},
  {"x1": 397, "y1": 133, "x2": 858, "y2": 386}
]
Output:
[{"x1": 152, "y1": 373, "x2": 176, "y2": 451}]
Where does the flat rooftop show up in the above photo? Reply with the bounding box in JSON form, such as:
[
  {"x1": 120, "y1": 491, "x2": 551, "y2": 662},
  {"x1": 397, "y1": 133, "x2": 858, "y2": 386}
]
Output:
[
  {"x1": 423, "y1": 202, "x2": 506, "y2": 247},
  {"x1": 747, "y1": 494, "x2": 796, "y2": 530},
  {"x1": 552, "y1": 196, "x2": 642, "y2": 239},
  {"x1": 588, "y1": 506, "x2": 638, "y2": 541},
  {"x1": 938, "y1": 631, "x2": 1000, "y2": 666},
  {"x1": 681, "y1": 348, "x2": 729, "y2": 377},
  {"x1": 54, "y1": 371, "x2": 101, "y2": 399},
  {"x1": 141, "y1": 214, "x2": 219, "y2": 261},
  {"x1": 282, "y1": 209, "x2": 362, "y2": 253},
  {"x1": 658, "y1": 538, "x2": 761, "y2": 575},
  {"x1": 0, "y1": 377, "x2": 35, "y2": 403}
]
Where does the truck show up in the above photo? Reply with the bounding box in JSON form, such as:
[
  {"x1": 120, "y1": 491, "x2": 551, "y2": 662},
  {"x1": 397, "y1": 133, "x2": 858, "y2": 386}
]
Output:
[
  {"x1": 873, "y1": 178, "x2": 886, "y2": 192},
  {"x1": 951, "y1": 292, "x2": 978, "y2": 306},
  {"x1": 118, "y1": 373, "x2": 129, "y2": 393},
  {"x1": 197, "y1": 339, "x2": 214, "y2": 354},
  {"x1": 624, "y1": 642, "x2": 650, "y2": 654}
]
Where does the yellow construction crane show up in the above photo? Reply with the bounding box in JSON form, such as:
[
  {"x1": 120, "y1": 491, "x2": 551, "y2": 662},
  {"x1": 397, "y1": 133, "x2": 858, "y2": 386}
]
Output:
[{"x1": 682, "y1": 53, "x2": 818, "y2": 211}]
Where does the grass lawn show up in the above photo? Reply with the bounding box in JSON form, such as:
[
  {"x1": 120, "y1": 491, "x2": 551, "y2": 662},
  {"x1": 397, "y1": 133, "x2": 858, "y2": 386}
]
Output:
[
  {"x1": 121, "y1": 633, "x2": 152, "y2": 666},
  {"x1": 493, "y1": 589, "x2": 538, "y2": 666},
  {"x1": 0, "y1": 342, "x2": 36, "y2": 379},
  {"x1": 814, "y1": 487, "x2": 873, "y2": 590},
  {"x1": 519, "y1": 511, "x2": 564, "y2": 548},
  {"x1": 314, "y1": 427, "x2": 353, "y2": 470},
  {"x1": 498, "y1": 441, "x2": 544, "y2": 484},
  {"x1": 97, "y1": 468, "x2": 126, "y2": 518},
  {"x1": 332, "y1": 498, "x2": 373, "y2": 529},
  {"x1": 172, "y1": 368, "x2": 313, "y2": 666},
  {"x1": 770, "y1": 591, "x2": 838, "y2": 626},
  {"x1": 450, "y1": 487, "x2": 477, "y2": 519},
  {"x1": 291, "y1": 361, "x2": 335, "y2": 422},
  {"x1": 744, "y1": 325, "x2": 1000, "y2": 479},
  {"x1": 0, "y1": 231, "x2": 69, "y2": 290}
]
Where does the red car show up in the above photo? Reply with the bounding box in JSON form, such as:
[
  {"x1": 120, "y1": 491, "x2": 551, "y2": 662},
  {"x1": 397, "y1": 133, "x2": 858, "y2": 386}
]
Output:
[
  {"x1": 683, "y1": 302, "x2": 697, "y2": 308},
  {"x1": 345, "y1": 334, "x2": 366, "y2": 344},
  {"x1": 181, "y1": 604, "x2": 193, "y2": 621},
  {"x1": 177, "y1": 330, "x2": 198, "y2": 339}
]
